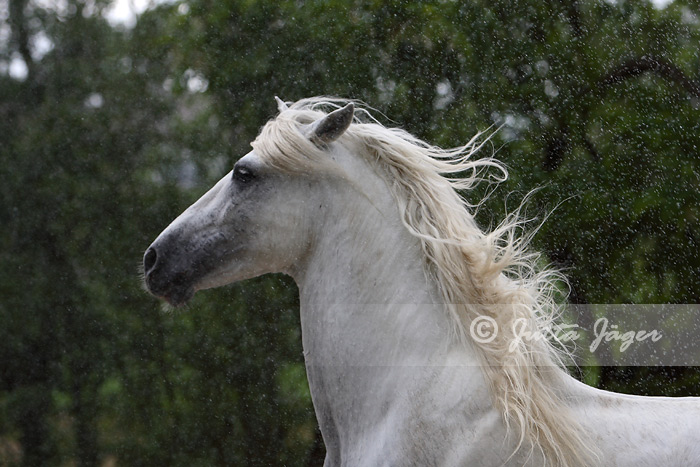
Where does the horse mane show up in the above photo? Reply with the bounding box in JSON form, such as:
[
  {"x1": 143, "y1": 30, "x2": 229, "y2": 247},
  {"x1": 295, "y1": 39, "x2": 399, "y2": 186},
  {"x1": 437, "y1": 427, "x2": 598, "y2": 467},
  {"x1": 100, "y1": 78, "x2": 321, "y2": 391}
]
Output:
[{"x1": 252, "y1": 97, "x2": 595, "y2": 466}]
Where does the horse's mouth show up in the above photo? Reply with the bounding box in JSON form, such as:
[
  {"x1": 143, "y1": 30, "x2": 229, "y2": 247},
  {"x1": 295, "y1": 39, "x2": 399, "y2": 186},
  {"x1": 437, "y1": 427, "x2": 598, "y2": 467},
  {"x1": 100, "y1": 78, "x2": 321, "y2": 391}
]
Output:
[
  {"x1": 143, "y1": 235, "x2": 228, "y2": 308},
  {"x1": 144, "y1": 272, "x2": 196, "y2": 307},
  {"x1": 159, "y1": 287, "x2": 195, "y2": 307}
]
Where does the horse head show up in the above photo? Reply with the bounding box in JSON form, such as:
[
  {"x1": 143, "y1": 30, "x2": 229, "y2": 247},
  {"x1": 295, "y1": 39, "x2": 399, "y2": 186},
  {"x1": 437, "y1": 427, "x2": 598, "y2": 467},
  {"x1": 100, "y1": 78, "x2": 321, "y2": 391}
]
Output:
[{"x1": 143, "y1": 102, "x2": 355, "y2": 306}]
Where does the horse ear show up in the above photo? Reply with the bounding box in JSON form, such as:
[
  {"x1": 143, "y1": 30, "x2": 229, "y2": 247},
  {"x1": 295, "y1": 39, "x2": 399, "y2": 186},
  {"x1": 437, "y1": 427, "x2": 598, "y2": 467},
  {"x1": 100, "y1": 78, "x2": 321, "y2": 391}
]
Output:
[
  {"x1": 309, "y1": 103, "x2": 354, "y2": 146},
  {"x1": 275, "y1": 96, "x2": 289, "y2": 112}
]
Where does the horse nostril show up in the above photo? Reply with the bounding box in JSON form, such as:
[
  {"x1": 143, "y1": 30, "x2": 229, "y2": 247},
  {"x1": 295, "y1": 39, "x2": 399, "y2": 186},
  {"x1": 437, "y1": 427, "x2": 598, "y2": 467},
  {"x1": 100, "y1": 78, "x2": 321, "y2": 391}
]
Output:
[{"x1": 144, "y1": 247, "x2": 158, "y2": 275}]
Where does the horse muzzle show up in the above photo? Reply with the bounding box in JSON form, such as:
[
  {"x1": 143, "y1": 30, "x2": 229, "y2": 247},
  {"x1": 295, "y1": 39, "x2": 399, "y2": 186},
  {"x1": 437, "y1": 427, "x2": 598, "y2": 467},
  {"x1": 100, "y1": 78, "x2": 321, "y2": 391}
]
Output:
[{"x1": 143, "y1": 241, "x2": 196, "y2": 306}]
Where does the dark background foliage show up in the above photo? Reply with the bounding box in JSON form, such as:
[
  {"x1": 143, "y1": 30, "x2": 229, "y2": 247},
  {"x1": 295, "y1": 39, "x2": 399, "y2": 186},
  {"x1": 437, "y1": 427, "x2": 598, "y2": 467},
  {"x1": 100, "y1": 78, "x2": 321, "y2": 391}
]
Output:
[{"x1": 2, "y1": 0, "x2": 700, "y2": 464}]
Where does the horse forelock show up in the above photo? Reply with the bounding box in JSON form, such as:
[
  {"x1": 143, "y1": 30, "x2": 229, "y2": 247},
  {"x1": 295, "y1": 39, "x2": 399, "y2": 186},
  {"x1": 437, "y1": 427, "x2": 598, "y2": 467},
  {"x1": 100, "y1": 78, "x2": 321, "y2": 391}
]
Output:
[{"x1": 253, "y1": 97, "x2": 596, "y2": 466}]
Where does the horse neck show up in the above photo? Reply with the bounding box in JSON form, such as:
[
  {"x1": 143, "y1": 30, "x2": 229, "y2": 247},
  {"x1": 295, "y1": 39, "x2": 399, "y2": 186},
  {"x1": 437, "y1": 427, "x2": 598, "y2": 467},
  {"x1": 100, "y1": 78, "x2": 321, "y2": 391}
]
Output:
[
  {"x1": 291, "y1": 172, "x2": 472, "y2": 368},
  {"x1": 288, "y1": 171, "x2": 494, "y2": 454}
]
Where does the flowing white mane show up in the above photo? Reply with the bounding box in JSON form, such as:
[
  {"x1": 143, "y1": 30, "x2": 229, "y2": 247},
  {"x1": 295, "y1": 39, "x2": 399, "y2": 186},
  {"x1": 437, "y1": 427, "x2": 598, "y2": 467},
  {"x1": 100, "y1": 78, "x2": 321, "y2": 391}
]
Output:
[{"x1": 251, "y1": 97, "x2": 593, "y2": 466}]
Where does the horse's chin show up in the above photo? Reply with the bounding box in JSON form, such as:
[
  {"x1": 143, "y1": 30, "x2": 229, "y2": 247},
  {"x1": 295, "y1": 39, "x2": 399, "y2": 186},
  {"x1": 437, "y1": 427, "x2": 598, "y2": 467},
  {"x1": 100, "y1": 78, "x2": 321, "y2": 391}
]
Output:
[
  {"x1": 143, "y1": 266, "x2": 199, "y2": 307},
  {"x1": 146, "y1": 282, "x2": 195, "y2": 308},
  {"x1": 161, "y1": 287, "x2": 195, "y2": 307}
]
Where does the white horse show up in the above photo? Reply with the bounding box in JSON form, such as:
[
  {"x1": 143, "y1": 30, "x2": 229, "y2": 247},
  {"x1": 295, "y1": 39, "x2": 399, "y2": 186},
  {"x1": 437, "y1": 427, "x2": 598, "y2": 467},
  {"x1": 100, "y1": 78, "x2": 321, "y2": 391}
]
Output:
[{"x1": 144, "y1": 97, "x2": 700, "y2": 466}]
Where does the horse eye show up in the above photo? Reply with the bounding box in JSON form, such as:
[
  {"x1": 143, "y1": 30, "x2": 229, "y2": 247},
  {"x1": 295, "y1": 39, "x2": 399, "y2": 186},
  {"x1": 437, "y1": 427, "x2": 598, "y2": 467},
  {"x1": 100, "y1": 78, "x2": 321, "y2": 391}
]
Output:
[{"x1": 233, "y1": 164, "x2": 255, "y2": 182}]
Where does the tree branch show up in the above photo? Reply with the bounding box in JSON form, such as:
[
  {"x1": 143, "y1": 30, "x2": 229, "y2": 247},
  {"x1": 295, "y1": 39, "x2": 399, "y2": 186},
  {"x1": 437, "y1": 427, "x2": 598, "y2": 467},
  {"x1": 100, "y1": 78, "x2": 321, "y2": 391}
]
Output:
[
  {"x1": 544, "y1": 55, "x2": 700, "y2": 171},
  {"x1": 596, "y1": 55, "x2": 700, "y2": 99}
]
